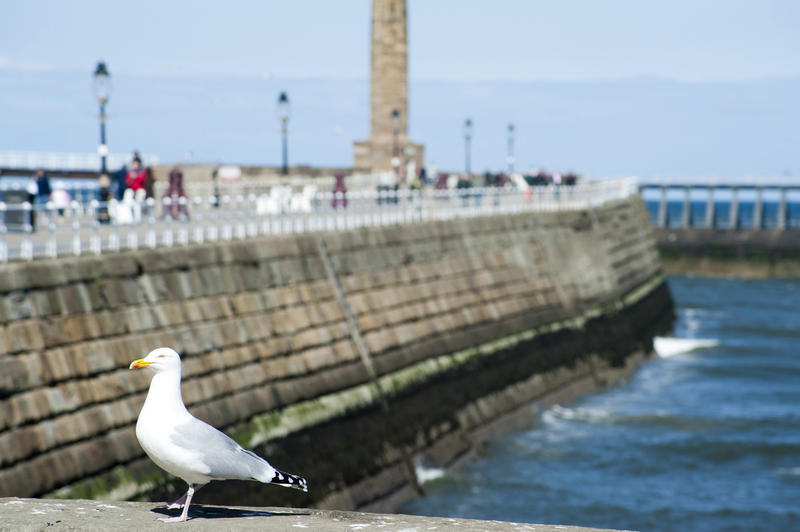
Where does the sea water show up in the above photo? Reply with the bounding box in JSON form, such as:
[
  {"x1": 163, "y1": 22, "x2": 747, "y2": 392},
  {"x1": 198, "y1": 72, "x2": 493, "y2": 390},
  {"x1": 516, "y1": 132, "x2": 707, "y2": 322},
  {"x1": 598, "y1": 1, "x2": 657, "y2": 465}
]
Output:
[{"x1": 401, "y1": 276, "x2": 800, "y2": 531}]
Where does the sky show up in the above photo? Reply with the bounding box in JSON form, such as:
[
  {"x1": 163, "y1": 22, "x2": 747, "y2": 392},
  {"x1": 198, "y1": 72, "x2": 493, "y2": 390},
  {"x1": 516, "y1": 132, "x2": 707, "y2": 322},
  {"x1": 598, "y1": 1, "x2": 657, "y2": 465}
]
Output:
[{"x1": 2, "y1": 0, "x2": 799, "y2": 177}]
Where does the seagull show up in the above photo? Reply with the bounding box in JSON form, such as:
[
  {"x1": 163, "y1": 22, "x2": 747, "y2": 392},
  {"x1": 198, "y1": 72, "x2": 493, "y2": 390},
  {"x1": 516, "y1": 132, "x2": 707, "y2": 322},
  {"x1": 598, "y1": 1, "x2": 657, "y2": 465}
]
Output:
[{"x1": 129, "y1": 347, "x2": 308, "y2": 523}]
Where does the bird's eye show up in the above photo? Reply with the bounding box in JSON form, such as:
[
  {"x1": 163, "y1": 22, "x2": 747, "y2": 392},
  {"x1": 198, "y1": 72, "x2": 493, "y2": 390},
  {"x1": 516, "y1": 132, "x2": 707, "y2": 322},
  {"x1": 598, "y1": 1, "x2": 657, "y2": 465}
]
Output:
[{"x1": 159, "y1": 354, "x2": 166, "y2": 358}]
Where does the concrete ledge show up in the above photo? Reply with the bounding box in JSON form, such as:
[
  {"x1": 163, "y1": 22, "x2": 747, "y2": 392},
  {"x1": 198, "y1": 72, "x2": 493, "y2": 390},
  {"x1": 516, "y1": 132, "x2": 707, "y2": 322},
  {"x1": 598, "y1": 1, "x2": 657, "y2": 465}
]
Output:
[
  {"x1": 0, "y1": 498, "x2": 627, "y2": 531},
  {"x1": 656, "y1": 228, "x2": 800, "y2": 277}
]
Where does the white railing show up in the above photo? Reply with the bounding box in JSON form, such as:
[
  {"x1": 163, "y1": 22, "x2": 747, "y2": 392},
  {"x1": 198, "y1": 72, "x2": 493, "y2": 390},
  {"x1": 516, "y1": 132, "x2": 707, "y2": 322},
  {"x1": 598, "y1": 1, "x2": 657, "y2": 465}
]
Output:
[
  {"x1": 0, "y1": 151, "x2": 159, "y2": 171},
  {"x1": 0, "y1": 179, "x2": 636, "y2": 262}
]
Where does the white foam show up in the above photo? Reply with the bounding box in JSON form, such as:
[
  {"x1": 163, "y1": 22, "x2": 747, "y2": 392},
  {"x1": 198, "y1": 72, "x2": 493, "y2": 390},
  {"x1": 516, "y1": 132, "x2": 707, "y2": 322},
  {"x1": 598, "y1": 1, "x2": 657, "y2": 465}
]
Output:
[
  {"x1": 654, "y1": 336, "x2": 718, "y2": 357},
  {"x1": 548, "y1": 405, "x2": 611, "y2": 423},
  {"x1": 415, "y1": 463, "x2": 446, "y2": 484}
]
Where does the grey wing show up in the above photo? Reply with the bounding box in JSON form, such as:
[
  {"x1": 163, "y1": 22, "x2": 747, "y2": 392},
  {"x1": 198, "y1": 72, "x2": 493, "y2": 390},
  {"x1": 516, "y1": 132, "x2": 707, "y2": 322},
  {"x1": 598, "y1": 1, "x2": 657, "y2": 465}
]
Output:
[{"x1": 170, "y1": 418, "x2": 276, "y2": 481}]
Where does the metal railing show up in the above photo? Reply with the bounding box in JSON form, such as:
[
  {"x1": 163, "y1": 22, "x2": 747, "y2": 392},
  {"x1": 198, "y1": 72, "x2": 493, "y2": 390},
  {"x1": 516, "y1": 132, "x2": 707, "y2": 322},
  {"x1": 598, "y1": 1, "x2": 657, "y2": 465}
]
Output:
[
  {"x1": 640, "y1": 183, "x2": 800, "y2": 230},
  {"x1": 0, "y1": 151, "x2": 159, "y2": 171},
  {"x1": 0, "y1": 179, "x2": 636, "y2": 262}
]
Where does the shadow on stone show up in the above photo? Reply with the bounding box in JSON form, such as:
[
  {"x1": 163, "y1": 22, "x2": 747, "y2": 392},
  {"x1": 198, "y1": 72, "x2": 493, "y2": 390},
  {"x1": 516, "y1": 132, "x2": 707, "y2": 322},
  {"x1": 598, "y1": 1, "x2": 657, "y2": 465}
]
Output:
[{"x1": 150, "y1": 504, "x2": 308, "y2": 520}]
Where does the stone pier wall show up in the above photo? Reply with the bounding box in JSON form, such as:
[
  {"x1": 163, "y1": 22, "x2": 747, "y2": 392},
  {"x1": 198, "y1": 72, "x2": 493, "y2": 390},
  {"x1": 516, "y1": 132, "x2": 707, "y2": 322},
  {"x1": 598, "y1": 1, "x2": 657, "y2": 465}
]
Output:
[{"x1": 0, "y1": 196, "x2": 671, "y2": 510}]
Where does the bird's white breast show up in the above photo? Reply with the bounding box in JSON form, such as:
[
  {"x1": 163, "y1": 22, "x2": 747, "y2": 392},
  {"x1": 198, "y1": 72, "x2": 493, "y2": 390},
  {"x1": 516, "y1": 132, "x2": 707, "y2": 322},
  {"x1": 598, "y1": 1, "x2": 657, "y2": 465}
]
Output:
[{"x1": 136, "y1": 393, "x2": 213, "y2": 484}]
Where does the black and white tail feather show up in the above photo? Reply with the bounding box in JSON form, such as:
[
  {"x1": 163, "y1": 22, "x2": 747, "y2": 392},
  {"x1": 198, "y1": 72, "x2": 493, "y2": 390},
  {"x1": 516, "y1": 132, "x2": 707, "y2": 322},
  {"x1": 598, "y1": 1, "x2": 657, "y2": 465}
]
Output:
[
  {"x1": 270, "y1": 469, "x2": 309, "y2": 492},
  {"x1": 238, "y1": 447, "x2": 308, "y2": 492}
]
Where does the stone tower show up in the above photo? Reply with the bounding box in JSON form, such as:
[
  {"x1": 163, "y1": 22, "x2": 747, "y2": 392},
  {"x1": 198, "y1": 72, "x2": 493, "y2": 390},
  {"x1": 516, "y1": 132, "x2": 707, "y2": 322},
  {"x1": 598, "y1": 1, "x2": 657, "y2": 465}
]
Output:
[{"x1": 354, "y1": 0, "x2": 424, "y2": 173}]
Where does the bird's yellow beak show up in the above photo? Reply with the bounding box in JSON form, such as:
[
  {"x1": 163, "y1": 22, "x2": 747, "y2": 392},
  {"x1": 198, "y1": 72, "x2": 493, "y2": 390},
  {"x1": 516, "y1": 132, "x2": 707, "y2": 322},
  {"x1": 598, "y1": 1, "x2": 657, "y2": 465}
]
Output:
[{"x1": 129, "y1": 358, "x2": 153, "y2": 370}]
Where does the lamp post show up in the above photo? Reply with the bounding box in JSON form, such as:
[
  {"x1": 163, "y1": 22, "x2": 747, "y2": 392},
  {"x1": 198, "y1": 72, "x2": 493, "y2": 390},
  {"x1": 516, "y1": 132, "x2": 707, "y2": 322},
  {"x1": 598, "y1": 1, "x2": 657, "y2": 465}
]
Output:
[
  {"x1": 463, "y1": 118, "x2": 473, "y2": 175},
  {"x1": 93, "y1": 61, "x2": 111, "y2": 175},
  {"x1": 277, "y1": 91, "x2": 290, "y2": 175},
  {"x1": 391, "y1": 109, "x2": 401, "y2": 179},
  {"x1": 507, "y1": 123, "x2": 515, "y2": 173}
]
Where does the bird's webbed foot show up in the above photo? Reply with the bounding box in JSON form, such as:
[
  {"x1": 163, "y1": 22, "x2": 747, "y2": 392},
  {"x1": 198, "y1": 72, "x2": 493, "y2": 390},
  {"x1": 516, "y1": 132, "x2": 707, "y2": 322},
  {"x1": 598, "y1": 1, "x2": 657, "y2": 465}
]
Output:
[{"x1": 157, "y1": 515, "x2": 189, "y2": 523}]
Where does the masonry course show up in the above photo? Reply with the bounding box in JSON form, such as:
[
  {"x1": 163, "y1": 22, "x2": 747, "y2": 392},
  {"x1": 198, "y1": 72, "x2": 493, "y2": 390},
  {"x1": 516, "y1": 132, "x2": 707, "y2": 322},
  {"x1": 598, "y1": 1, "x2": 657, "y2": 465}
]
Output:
[{"x1": 0, "y1": 196, "x2": 671, "y2": 516}]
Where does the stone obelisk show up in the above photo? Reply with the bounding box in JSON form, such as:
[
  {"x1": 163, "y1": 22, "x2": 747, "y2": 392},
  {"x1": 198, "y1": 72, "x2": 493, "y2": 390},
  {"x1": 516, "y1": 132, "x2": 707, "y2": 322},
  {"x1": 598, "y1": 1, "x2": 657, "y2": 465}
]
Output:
[{"x1": 354, "y1": 0, "x2": 424, "y2": 173}]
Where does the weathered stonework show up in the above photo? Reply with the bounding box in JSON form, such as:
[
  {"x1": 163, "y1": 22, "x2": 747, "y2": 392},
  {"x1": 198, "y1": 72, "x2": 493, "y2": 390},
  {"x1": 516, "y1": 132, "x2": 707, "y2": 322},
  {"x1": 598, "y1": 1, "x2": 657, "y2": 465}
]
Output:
[
  {"x1": 354, "y1": 0, "x2": 424, "y2": 172},
  {"x1": 0, "y1": 196, "x2": 671, "y2": 513}
]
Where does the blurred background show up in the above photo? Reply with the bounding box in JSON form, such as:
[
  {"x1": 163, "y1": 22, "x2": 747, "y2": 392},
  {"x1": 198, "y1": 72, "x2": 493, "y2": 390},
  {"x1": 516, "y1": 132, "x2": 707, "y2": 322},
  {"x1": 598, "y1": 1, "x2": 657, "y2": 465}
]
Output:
[{"x1": 2, "y1": 0, "x2": 799, "y2": 178}]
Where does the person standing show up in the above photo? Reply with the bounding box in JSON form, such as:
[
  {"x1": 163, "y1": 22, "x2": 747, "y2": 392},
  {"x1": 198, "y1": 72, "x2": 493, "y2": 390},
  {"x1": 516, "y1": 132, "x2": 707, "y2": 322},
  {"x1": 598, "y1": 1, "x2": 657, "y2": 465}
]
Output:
[
  {"x1": 166, "y1": 167, "x2": 188, "y2": 218},
  {"x1": 125, "y1": 159, "x2": 147, "y2": 193},
  {"x1": 144, "y1": 166, "x2": 155, "y2": 200},
  {"x1": 31, "y1": 168, "x2": 52, "y2": 207},
  {"x1": 97, "y1": 174, "x2": 112, "y2": 223}
]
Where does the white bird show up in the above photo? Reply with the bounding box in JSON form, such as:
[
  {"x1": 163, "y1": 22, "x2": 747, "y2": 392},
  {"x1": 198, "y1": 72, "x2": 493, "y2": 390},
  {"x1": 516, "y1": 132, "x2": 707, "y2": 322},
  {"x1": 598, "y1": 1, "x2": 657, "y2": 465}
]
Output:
[{"x1": 129, "y1": 347, "x2": 308, "y2": 523}]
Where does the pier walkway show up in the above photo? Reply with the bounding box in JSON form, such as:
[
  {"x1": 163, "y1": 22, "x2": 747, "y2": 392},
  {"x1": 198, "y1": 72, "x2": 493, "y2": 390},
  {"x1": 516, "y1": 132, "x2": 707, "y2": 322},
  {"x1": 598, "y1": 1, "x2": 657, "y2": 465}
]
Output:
[{"x1": 0, "y1": 180, "x2": 635, "y2": 262}]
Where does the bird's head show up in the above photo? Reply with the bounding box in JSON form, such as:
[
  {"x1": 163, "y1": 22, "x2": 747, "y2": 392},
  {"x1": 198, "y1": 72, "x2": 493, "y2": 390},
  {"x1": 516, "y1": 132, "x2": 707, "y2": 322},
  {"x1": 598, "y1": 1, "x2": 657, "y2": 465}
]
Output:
[{"x1": 129, "y1": 347, "x2": 182, "y2": 373}]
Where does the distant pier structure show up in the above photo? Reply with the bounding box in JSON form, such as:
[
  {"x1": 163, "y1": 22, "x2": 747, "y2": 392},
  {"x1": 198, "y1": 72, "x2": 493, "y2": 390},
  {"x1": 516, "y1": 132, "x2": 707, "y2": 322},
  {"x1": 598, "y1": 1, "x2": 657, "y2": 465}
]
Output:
[
  {"x1": 640, "y1": 182, "x2": 800, "y2": 230},
  {"x1": 354, "y1": 0, "x2": 424, "y2": 173}
]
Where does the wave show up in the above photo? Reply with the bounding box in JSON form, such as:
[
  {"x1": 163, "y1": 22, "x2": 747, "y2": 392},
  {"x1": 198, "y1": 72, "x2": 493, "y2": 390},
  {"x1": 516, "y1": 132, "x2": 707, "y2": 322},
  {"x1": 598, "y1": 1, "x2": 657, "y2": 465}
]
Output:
[
  {"x1": 544, "y1": 404, "x2": 612, "y2": 424},
  {"x1": 777, "y1": 466, "x2": 800, "y2": 477},
  {"x1": 414, "y1": 462, "x2": 446, "y2": 484},
  {"x1": 654, "y1": 336, "x2": 719, "y2": 357},
  {"x1": 544, "y1": 404, "x2": 800, "y2": 434}
]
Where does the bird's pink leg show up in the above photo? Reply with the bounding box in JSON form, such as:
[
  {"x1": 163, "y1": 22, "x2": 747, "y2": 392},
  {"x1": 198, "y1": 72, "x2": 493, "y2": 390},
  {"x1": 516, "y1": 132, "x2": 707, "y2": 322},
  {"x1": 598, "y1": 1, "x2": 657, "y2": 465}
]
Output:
[
  {"x1": 166, "y1": 491, "x2": 187, "y2": 509},
  {"x1": 159, "y1": 484, "x2": 200, "y2": 523}
]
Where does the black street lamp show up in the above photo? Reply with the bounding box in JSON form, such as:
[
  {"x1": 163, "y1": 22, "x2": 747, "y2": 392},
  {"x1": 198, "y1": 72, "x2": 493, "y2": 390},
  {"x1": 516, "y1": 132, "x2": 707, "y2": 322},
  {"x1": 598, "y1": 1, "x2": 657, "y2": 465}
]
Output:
[
  {"x1": 277, "y1": 91, "x2": 290, "y2": 175},
  {"x1": 507, "y1": 123, "x2": 515, "y2": 173},
  {"x1": 93, "y1": 61, "x2": 111, "y2": 175},
  {"x1": 464, "y1": 118, "x2": 473, "y2": 174},
  {"x1": 391, "y1": 109, "x2": 401, "y2": 177}
]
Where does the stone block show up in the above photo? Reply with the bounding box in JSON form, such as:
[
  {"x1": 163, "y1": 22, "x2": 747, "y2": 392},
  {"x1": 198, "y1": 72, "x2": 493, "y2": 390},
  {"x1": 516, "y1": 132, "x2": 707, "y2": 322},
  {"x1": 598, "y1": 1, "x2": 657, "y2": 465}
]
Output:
[
  {"x1": 347, "y1": 293, "x2": 371, "y2": 316},
  {"x1": 108, "y1": 425, "x2": 140, "y2": 462},
  {"x1": 0, "y1": 290, "x2": 35, "y2": 322},
  {"x1": 100, "y1": 253, "x2": 140, "y2": 278},
  {"x1": 27, "y1": 289, "x2": 62, "y2": 318},
  {"x1": 62, "y1": 315, "x2": 94, "y2": 343},
  {"x1": 22, "y1": 261, "x2": 68, "y2": 289},
  {"x1": 269, "y1": 307, "x2": 300, "y2": 336},
  {"x1": 38, "y1": 317, "x2": 69, "y2": 348},
  {"x1": 262, "y1": 356, "x2": 290, "y2": 380},
  {"x1": 199, "y1": 297, "x2": 233, "y2": 320},
  {"x1": 183, "y1": 244, "x2": 218, "y2": 268},
  {"x1": 132, "y1": 249, "x2": 169, "y2": 273},
  {"x1": 301, "y1": 345, "x2": 337, "y2": 372},
  {"x1": 285, "y1": 353, "x2": 308, "y2": 376},
  {"x1": 194, "y1": 265, "x2": 222, "y2": 296},
  {"x1": 0, "y1": 326, "x2": 9, "y2": 356},
  {"x1": 8, "y1": 390, "x2": 43, "y2": 427},
  {"x1": 61, "y1": 346, "x2": 91, "y2": 377},
  {"x1": 80, "y1": 343, "x2": 118, "y2": 375},
  {"x1": 231, "y1": 292, "x2": 265, "y2": 314},
  {"x1": 0, "y1": 355, "x2": 36, "y2": 393},
  {"x1": 59, "y1": 255, "x2": 102, "y2": 283},
  {"x1": 136, "y1": 274, "x2": 160, "y2": 304},
  {"x1": 38, "y1": 348, "x2": 72, "y2": 383},
  {"x1": 6, "y1": 320, "x2": 44, "y2": 353},
  {"x1": 254, "y1": 335, "x2": 290, "y2": 360},
  {"x1": 272, "y1": 379, "x2": 302, "y2": 406},
  {"x1": 363, "y1": 329, "x2": 397, "y2": 355},
  {"x1": 61, "y1": 284, "x2": 93, "y2": 314},
  {"x1": 178, "y1": 299, "x2": 202, "y2": 323},
  {"x1": 0, "y1": 263, "x2": 30, "y2": 293},
  {"x1": 271, "y1": 285, "x2": 300, "y2": 308},
  {"x1": 331, "y1": 339, "x2": 359, "y2": 365},
  {"x1": 0, "y1": 425, "x2": 41, "y2": 466},
  {"x1": 216, "y1": 319, "x2": 248, "y2": 346},
  {"x1": 163, "y1": 271, "x2": 193, "y2": 300}
]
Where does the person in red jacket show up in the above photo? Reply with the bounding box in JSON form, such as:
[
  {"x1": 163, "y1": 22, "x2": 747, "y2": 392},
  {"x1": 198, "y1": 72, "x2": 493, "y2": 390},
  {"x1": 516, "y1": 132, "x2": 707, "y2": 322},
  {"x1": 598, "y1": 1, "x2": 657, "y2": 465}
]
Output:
[{"x1": 125, "y1": 159, "x2": 147, "y2": 192}]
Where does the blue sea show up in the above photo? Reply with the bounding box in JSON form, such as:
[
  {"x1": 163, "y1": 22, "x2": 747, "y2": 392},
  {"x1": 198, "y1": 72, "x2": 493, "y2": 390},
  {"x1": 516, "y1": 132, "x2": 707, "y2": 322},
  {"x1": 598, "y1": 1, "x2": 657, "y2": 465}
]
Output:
[{"x1": 401, "y1": 275, "x2": 800, "y2": 531}]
